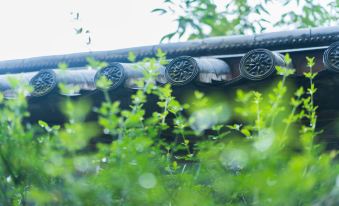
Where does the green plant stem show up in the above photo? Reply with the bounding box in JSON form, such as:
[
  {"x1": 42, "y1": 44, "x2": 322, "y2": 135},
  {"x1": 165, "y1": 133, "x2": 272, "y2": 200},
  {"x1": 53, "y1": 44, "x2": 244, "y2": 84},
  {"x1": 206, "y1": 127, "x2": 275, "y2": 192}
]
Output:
[
  {"x1": 161, "y1": 98, "x2": 169, "y2": 125},
  {"x1": 255, "y1": 98, "x2": 261, "y2": 134},
  {"x1": 180, "y1": 131, "x2": 191, "y2": 157},
  {"x1": 0, "y1": 180, "x2": 10, "y2": 206},
  {"x1": 103, "y1": 90, "x2": 112, "y2": 104},
  {"x1": 283, "y1": 96, "x2": 301, "y2": 137},
  {"x1": 309, "y1": 66, "x2": 316, "y2": 131},
  {"x1": 0, "y1": 149, "x2": 18, "y2": 185},
  {"x1": 270, "y1": 75, "x2": 287, "y2": 126}
]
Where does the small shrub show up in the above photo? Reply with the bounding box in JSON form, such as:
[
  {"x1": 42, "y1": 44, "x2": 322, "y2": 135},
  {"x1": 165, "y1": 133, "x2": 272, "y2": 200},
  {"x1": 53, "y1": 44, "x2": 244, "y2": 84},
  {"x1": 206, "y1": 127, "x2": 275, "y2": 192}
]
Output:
[{"x1": 0, "y1": 54, "x2": 338, "y2": 206}]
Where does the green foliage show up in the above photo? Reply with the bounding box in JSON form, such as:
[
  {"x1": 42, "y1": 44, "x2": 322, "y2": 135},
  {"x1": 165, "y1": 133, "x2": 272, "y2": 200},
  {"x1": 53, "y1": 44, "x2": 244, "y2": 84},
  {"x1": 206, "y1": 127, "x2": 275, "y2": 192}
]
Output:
[
  {"x1": 154, "y1": 0, "x2": 338, "y2": 41},
  {"x1": 86, "y1": 57, "x2": 108, "y2": 69},
  {"x1": 0, "y1": 55, "x2": 338, "y2": 205}
]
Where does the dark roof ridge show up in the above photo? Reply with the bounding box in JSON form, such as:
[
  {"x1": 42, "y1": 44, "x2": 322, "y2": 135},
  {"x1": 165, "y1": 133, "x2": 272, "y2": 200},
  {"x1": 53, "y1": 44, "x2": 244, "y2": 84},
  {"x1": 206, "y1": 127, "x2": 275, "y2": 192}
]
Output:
[{"x1": 0, "y1": 26, "x2": 338, "y2": 74}]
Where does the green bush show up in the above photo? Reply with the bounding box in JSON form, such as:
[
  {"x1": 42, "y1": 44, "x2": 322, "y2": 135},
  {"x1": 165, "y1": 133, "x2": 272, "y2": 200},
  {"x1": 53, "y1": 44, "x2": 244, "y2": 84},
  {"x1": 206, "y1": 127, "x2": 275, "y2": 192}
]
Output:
[{"x1": 0, "y1": 54, "x2": 338, "y2": 206}]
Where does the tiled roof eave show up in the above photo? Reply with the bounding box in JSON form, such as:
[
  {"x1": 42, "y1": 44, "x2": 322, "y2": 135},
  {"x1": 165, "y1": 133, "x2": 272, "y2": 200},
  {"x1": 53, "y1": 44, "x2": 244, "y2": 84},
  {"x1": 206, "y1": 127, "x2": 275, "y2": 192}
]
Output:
[
  {"x1": 0, "y1": 26, "x2": 337, "y2": 74},
  {"x1": 0, "y1": 26, "x2": 338, "y2": 98}
]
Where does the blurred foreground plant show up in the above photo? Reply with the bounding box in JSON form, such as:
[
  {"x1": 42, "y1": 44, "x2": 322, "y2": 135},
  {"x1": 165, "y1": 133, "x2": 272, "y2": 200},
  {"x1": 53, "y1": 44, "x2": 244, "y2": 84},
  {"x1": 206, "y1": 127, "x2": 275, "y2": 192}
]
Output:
[{"x1": 0, "y1": 54, "x2": 338, "y2": 206}]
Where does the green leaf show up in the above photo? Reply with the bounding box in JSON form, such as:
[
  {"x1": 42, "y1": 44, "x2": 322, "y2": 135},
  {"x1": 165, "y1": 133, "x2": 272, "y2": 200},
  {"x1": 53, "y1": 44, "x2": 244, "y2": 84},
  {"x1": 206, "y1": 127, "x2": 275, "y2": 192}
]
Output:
[
  {"x1": 38, "y1": 120, "x2": 49, "y2": 128},
  {"x1": 57, "y1": 62, "x2": 68, "y2": 70},
  {"x1": 194, "y1": 91, "x2": 204, "y2": 99},
  {"x1": 128, "y1": 52, "x2": 136, "y2": 62},
  {"x1": 306, "y1": 56, "x2": 315, "y2": 68},
  {"x1": 151, "y1": 8, "x2": 167, "y2": 15}
]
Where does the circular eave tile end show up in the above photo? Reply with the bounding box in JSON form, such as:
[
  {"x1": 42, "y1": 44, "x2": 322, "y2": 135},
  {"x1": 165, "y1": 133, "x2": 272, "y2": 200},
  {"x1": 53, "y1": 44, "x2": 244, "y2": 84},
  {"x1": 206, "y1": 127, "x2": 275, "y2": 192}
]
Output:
[
  {"x1": 324, "y1": 42, "x2": 339, "y2": 72},
  {"x1": 240, "y1": 49, "x2": 276, "y2": 81},
  {"x1": 95, "y1": 63, "x2": 126, "y2": 91},
  {"x1": 165, "y1": 56, "x2": 199, "y2": 86},
  {"x1": 30, "y1": 70, "x2": 57, "y2": 97}
]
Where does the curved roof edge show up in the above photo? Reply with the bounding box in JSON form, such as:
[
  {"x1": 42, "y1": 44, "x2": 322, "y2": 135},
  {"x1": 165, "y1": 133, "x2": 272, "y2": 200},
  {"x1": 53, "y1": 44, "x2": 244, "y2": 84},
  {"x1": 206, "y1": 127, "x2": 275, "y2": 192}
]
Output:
[{"x1": 0, "y1": 26, "x2": 338, "y2": 74}]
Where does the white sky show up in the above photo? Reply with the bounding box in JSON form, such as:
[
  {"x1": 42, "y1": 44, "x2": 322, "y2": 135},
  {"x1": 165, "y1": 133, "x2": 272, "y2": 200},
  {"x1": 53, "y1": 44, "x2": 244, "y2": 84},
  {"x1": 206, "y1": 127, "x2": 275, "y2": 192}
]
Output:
[
  {"x1": 0, "y1": 0, "x2": 177, "y2": 60},
  {"x1": 0, "y1": 0, "x2": 335, "y2": 61}
]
